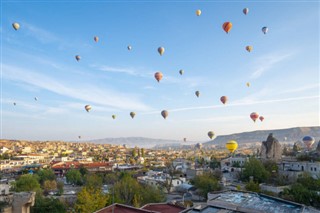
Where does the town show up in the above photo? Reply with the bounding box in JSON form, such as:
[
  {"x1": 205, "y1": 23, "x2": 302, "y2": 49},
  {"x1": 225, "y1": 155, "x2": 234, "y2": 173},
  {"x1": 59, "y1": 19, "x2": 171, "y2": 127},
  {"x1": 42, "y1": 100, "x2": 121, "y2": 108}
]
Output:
[{"x1": 1, "y1": 131, "x2": 320, "y2": 213}]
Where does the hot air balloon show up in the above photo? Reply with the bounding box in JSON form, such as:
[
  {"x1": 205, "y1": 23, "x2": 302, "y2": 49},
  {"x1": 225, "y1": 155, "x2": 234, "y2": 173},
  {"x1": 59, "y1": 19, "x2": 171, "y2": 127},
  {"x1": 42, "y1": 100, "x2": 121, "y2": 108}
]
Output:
[
  {"x1": 158, "y1": 47, "x2": 165, "y2": 56},
  {"x1": 112, "y1": 115, "x2": 116, "y2": 119},
  {"x1": 196, "y1": 9, "x2": 201, "y2": 16},
  {"x1": 195, "y1": 143, "x2": 202, "y2": 149},
  {"x1": 246, "y1": 82, "x2": 250, "y2": 87},
  {"x1": 302, "y1": 136, "x2": 315, "y2": 150},
  {"x1": 75, "y1": 55, "x2": 81, "y2": 61},
  {"x1": 183, "y1": 138, "x2": 187, "y2": 142},
  {"x1": 127, "y1": 45, "x2": 132, "y2": 51},
  {"x1": 12, "y1": 23, "x2": 20, "y2": 30},
  {"x1": 94, "y1": 36, "x2": 99, "y2": 42},
  {"x1": 222, "y1": 22, "x2": 232, "y2": 34},
  {"x1": 250, "y1": 112, "x2": 259, "y2": 122},
  {"x1": 13, "y1": 102, "x2": 16, "y2": 106},
  {"x1": 179, "y1": 70, "x2": 184, "y2": 75},
  {"x1": 243, "y1": 8, "x2": 249, "y2": 15},
  {"x1": 220, "y1": 96, "x2": 228, "y2": 104},
  {"x1": 262, "y1": 26, "x2": 268, "y2": 34},
  {"x1": 130, "y1": 112, "x2": 136, "y2": 119},
  {"x1": 85, "y1": 105, "x2": 92, "y2": 112},
  {"x1": 161, "y1": 110, "x2": 168, "y2": 119},
  {"x1": 259, "y1": 116, "x2": 264, "y2": 122},
  {"x1": 34, "y1": 97, "x2": 38, "y2": 101},
  {"x1": 226, "y1": 140, "x2": 238, "y2": 153},
  {"x1": 78, "y1": 136, "x2": 81, "y2": 139},
  {"x1": 246, "y1": 46, "x2": 253, "y2": 52},
  {"x1": 195, "y1": 91, "x2": 200, "y2": 98},
  {"x1": 208, "y1": 131, "x2": 214, "y2": 140},
  {"x1": 154, "y1": 72, "x2": 163, "y2": 82}
]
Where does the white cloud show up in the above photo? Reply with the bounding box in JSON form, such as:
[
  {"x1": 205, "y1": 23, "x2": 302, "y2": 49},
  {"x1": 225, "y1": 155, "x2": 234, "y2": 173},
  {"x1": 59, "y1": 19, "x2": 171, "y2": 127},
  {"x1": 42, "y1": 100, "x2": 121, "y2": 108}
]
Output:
[
  {"x1": 2, "y1": 64, "x2": 152, "y2": 111},
  {"x1": 250, "y1": 52, "x2": 294, "y2": 79},
  {"x1": 22, "y1": 22, "x2": 59, "y2": 44},
  {"x1": 91, "y1": 64, "x2": 151, "y2": 78},
  {"x1": 279, "y1": 84, "x2": 319, "y2": 95}
]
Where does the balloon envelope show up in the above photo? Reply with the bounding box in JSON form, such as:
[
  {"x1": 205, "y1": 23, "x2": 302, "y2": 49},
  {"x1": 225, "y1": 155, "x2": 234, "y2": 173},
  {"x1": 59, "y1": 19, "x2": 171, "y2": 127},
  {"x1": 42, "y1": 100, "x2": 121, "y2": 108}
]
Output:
[
  {"x1": 246, "y1": 46, "x2": 253, "y2": 52},
  {"x1": 183, "y1": 138, "x2": 187, "y2": 142},
  {"x1": 259, "y1": 116, "x2": 264, "y2": 122},
  {"x1": 75, "y1": 55, "x2": 81, "y2": 61},
  {"x1": 208, "y1": 131, "x2": 214, "y2": 139},
  {"x1": 158, "y1": 47, "x2": 165, "y2": 56},
  {"x1": 127, "y1": 45, "x2": 132, "y2": 50},
  {"x1": 12, "y1": 23, "x2": 20, "y2": 30},
  {"x1": 195, "y1": 91, "x2": 200, "y2": 98},
  {"x1": 161, "y1": 110, "x2": 168, "y2": 119},
  {"x1": 220, "y1": 96, "x2": 228, "y2": 104},
  {"x1": 112, "y1": 115, "x2": 116, "y2": 119},
  {"x1": 94, "y1": 36, "x2": 99, "y2": 42},
  {"x1": 243, "y1": 8, "x2": 249, "y2": 15},
  {"x1": 250, "y1": 112, "x2": 259, "y2": 122},
  {"x1": 154, "y1": 72, "x2": 163, "y2": 82},
  {"x1": 85, "y1": 105, "x2": 92, "y2": 112},
  {"x1": 226, "y1": 140, "x2": 238, "y2": 153},
  {"x1": 196, "y1": 9, "x2": 201, "y2": 16},
  {"x1": 262, "y1": 26, "x2": 268, "y2": 34},
  {"x1": 222, "y1": 22, "x2": 232, "y2": 33},
  {"x1": 179, "y1": 70, "x2": 184, "y2": 75},
  {"x1": 246, "y1": 82, "x2": 250, "y2": 87},
  {"x1": 302, "y1": 136, "x2": 315, "y2": 149},
  {"x1": 130, "y1": 112, "x2": 136, "y2": 119}
]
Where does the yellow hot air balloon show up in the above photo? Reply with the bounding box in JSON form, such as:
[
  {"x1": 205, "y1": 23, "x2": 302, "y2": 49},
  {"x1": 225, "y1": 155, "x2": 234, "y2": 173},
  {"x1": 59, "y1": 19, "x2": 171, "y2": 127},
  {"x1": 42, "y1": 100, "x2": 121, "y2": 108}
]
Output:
[
  {"x1": 196, "y1": 9, "x2": 201, "y2": 16},
  {"x1": 158, "y1": 47, "x2": 165, "y2": 56},
  {"x1": 12, "y1": 23, "x2": 20, "y2": 31},
  {"x1": 94, "y1": 36, "x2": 99, "y2": 42},
  {"x1": 246, "y1": 46, "x2": 253, "y2": 52},
  {"x1": 226, "y1": 140, "x2": 238, "y2": 153},
  {"x1": 130, "y1": 112, "x2": 136, "y2": 119},
  {"x1": 246, "y1": 82, "x2": 250, "y2": 87},
  {"x1": 112, "y1": 115, "x2": 116, "y2": 119},
  {"x1": 85, "y1": 105, "x2": 92, "y2": 112}
]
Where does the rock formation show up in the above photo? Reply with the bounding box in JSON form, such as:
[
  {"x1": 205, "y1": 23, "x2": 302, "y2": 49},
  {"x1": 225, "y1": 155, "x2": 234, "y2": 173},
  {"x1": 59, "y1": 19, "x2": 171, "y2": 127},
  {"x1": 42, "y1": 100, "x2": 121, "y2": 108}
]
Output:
[
  {"x1": 316, "y1": 140, "x2": 320, "y2": 153},
  {"x1": 260, "y1": 133, "x2": 282, "y2": 161}
]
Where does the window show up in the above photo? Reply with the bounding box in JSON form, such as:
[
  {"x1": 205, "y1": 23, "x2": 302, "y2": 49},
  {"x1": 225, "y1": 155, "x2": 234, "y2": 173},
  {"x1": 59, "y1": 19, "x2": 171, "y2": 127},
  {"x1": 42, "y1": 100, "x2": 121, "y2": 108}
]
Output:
[
  {"x1": 315, "y1": 168, "x2": 317, "y2": 172},
  {"x1": 311, "y1": 167, "x2": 313, "y2": 171},
  {"x1": 177, "y1": 181, "x2": 180, "y2": 185}
]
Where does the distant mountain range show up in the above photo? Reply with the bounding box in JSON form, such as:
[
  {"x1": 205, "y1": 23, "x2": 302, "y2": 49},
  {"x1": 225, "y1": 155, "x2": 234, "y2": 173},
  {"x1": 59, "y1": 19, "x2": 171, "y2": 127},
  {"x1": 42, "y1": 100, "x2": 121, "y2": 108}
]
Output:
[{"x1": 90, "y1": 126, "x2": 320, "y2": 149}]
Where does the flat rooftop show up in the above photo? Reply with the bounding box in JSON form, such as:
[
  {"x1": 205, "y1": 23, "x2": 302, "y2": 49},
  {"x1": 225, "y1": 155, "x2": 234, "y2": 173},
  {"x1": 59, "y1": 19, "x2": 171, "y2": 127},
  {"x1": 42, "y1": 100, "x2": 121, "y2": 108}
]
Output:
[{"x1": 208, "y1": 191, "x2": 304, "y2": 213}]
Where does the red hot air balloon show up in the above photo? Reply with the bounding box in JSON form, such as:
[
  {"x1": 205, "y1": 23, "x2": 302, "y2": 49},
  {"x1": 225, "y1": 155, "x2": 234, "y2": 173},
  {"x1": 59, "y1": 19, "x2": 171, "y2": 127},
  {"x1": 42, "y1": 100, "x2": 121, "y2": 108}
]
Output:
[
  {"x1": 250, "y1": 112, "x2": 259, "y2": 122},
  {"x1": 222, "y1": 22, "x2": 232, "y2": 34},
  {"x1": 220, "y1": 96, "x2": 228, "y2": 104},
  {"x1": 154, "y1": 72, "x2": 163, "y2": 82},
  {"x1": 259, "y1": 116, "x2": 264, "y2": 122}
]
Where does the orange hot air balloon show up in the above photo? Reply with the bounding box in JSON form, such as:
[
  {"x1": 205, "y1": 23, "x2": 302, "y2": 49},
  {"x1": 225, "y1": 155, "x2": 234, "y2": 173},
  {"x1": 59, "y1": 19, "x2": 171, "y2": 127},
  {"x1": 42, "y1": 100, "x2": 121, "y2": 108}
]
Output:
[
  {"x1": 246, "y1": 46, "x2": 253, "y2": 52},
  {"x1": 222, "y1": 22, "x2": 232, "y2": 34},
  {"x1": 161, "y1": 110, "x2": 168, "y2": 119},
  {"x1": 154, "y1": 72, "x2": 163, "y2": 82},
  {"x1": 259, "y1": 116, "x2": 264, "y2": 122},
  {"x1": 94, "y1": 36, "x2": 99, "y2": 42},
  {"x1": 220, "y1": 96, "x2": 228, "y2": 104},
  {"x1": 250, "y1": 112, "x2": 259, "y2": 122}
]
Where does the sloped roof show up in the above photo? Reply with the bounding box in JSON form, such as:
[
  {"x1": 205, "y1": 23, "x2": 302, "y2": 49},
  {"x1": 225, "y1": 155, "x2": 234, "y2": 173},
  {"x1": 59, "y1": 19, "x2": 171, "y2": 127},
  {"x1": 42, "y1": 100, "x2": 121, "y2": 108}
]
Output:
[
  {"x1": 141, "y1": 203, "x2": 185, "y2": 213},
  {"x1": 95, "y1": 203, "x2": 159, "y2": 213}
]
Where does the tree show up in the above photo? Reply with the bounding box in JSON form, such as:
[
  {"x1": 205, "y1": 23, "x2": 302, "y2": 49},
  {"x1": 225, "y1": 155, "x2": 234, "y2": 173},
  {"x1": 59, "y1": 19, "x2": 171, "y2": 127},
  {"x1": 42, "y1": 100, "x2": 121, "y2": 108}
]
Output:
[
  {"x1": 85, "y1": 174, "x2": 103, "y2": 189},
  {"x1": 141, "y1": 148, "x2": 145, "y2": 158},
  {"x1": 43, "y1": 180, "x2": 57, "y2": 194},
  {"x1": 139, "y1": 184, "x2": 166, "y2": 205},
  {"x1": 113, "y1": 174, "x2": 140, "y2": 206},
  {"x1": 66, "y1": 169, "x2": 82, "y2": 185},
  {"x1": 209, "y1": 157, "x2": 220, "y2": 170},
  {"x1": 245, "y1": 180, "x2": 260, "y2": 192},
  {"x1": 14, "y1": 174, "x2": 41, "y2": 192},
  {"x1": 31, "y1": 194, "x2": 66, "y2": 213},
  {"x1": 79, "y1": 165, "x2": 88, "y2": 177},
  {"x1": 75, "y1": 187, "x2": 109, "y2": 213},
  {"x1": 37, "y1": 169, "x2": 56, "y2": 185},
  {"x1": 103, "y1": 173, "x2": 118, "y2": 185},
  {"x1": 57, "y1": 181, "x2": 64, "y2": 195},
  {"x1": 193, "y1": 172, "x2": 221, "y2": 199},
  {"x1": 241, "y1": 158, "x2": 269, "y2": 183}
]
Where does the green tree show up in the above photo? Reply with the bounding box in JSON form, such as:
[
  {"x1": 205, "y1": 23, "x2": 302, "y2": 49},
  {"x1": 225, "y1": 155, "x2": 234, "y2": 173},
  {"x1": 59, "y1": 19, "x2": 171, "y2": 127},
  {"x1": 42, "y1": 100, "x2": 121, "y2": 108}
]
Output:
[
  {"x1": 57, "y1": 181, "x2": 64, "y2": 195},
  {"x1": 141, "y1": 148, "x2": 145, "y2": 158},
  {"x1": 85, "y1": 174, "x2": 103, "y2": 189},
  {"x1": 139, "y1": 185, "x2": 166, "y2": 205},
  {"x1": 241, "y1": 158, "x2": 269, "y2": 183},
  {"x1": 37, "y1": 169, "x2": 56, "y2": 185},
  {"x1": 31, "y1": 194, "x2": 66, "y2": 213},
  {"x1": 66, "y1": 169, "x2": 82, "y2": 185},
  {"x1": 75, "y1": 187, "x2": 109, "y2": 213},
  {"x1": 113, "y1": 175, "x2": 140, "y2": 206},
  {"x1": 14, "y1": 174, "x2": 41, "y2": 192},
  {"x1": 193, "y1": 172, "x2": 221, "y2": 199},
  {"x1": 245, "y1": 180, "x2": 260, "y2": 192},
  {"x1": 79, "y1": 165, "x2": 88, "y2": 177},
  {"x1": 209, "y1": 157, "x2": 220, "y2": 170},
  {"x1": 43, "y1": 180, "x2": 57, "y2": 194},
  {"x1": 103, "y1": 173, "x2": 119, "y2": 185}
]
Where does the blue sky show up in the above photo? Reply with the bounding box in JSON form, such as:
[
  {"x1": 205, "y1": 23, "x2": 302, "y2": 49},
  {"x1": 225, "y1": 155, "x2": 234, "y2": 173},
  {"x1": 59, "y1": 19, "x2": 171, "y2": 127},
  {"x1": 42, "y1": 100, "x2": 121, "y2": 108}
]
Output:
[{"x1": 1, "y1": 1, "x2": 319, "y2": 142}]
